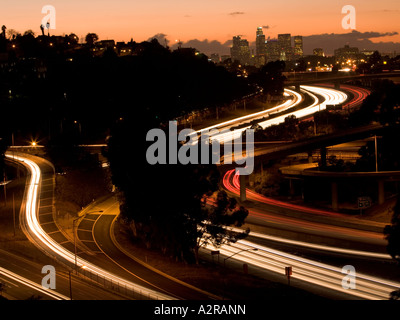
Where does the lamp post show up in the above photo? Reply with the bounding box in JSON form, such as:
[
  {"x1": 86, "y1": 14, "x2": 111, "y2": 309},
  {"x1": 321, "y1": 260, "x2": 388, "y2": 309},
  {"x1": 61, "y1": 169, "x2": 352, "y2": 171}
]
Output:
[{"x1": 223, "y1": 248, "x2": 258, "y2": 267}]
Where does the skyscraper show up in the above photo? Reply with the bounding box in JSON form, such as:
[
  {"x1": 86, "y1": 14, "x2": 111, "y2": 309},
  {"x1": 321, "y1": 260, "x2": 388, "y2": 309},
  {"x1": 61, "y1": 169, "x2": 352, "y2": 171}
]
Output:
[
  {"x1": 255, "y1": 27, "x2": 266, "y2": 67},
  {"x1": 265, "y1": 39, "x2": 280, "y2": 62},
  {"x1": 278, "y1": 33, "x2": 292, "y2": 61},
  {"x1": 230, "y1": 36, "x2": 251, "y2": 65},
  {"x1": 256, "y1": 27, "x2": 266, "y2": 56},
  {"x1": 293, "y1": 35, "x2": 303, "y2": 58}
]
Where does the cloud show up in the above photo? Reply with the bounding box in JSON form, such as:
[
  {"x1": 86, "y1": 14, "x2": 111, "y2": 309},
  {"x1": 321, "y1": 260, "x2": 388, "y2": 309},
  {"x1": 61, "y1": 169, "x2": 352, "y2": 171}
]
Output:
[
  {"x1": 262, "y1": 25, "x2": 270, "y2": 29},
  {"x1": 382, "y1": 9, "x2": 400, "y2": 13},
  {"x1": 147, "y1": 33, "x2": 170, "y2": 46},
  {"x1": 170, "y1": 39, "x2": 232, "y2": 56},
  {"x1": 229, "y1": 12, "x2": 245, "y2": 16},
  {"x1": 303, "y1": 30, "x2": 400, "y2": 55},
  {"x1": 161, "y1": 30, "x2": 400, "y2": 58}
]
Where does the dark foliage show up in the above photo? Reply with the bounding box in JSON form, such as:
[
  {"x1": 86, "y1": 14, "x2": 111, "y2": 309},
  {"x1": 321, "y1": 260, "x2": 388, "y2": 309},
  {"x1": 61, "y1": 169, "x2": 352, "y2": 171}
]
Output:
[{"x1": 105, "y1": 114, "x2": 249, "y2": 262}]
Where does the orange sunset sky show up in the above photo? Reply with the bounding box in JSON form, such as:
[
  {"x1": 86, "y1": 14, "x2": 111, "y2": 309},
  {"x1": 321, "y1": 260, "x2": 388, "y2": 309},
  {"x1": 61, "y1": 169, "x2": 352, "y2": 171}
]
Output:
[{"x1": 1, "y1": 0, "x2": 399, "y2": 53}]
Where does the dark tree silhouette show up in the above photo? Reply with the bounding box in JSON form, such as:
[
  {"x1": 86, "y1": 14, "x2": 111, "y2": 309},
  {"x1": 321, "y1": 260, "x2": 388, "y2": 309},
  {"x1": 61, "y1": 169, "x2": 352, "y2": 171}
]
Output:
[
  {"x1": 85, "y1": 33, "x2": 98, "y2": 47},
  {"x1": 105, "y1": 115, "x2": 249, "y2": 263}
]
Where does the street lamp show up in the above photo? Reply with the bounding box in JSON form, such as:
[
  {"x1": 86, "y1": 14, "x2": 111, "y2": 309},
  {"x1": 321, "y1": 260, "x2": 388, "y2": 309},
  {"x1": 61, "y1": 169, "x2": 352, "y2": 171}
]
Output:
[{"x1": 223, "y1": 248, "x2": 258, "y2": 267}]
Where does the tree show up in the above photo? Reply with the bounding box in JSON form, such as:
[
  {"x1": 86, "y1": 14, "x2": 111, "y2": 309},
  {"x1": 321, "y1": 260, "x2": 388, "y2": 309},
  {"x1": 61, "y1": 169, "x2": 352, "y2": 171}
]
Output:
[
  {"x1": 194, "y1": 191, "x2": 249, "y2": 264},
  {"x1": 348, "y1": 79, "x2": 400, "y2": 127},
  {"x1": 1, "y1": 25, "x2": 5, "y2": 39},
  {"x1": 248, "y1": 60, "x2": 286, "y2": 97},
  {"x1": 23, "y1": 30, "x2": 35, "y2": 37},
  {"x1": 67, "y1": 33, "x2": 79, "y2": 45},
  {"x1": 105, "y1": 112, "x2": 250, "y2": 263},
  {"x1": 6, "y1": 29, "x2": 19, "y2": 40},
  {"x1": 85, "y1": 33, "x2": 98, "y2": 47}
]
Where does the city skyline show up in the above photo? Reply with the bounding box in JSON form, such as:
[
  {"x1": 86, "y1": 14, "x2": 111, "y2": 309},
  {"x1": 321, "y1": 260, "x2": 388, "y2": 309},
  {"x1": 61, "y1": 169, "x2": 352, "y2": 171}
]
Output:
[{"x1": 1, "y1": 0, "x2": 400, "y2": 56}]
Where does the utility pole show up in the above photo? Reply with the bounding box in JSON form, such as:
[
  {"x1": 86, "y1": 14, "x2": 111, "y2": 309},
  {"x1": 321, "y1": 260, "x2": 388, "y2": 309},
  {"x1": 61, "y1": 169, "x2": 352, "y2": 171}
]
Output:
[
  {"x1": 68, "y1": 271, "x2": 73, "y2": 300},
  {"x1": 3, "y1": 171, "x2": 6, "y2": 206},
  {"x1": 375, "y1": 135, "x2": 378, "y2": 172},
  {"x1": 13, "y1": 192, "x2": 16, "y2": 236}
]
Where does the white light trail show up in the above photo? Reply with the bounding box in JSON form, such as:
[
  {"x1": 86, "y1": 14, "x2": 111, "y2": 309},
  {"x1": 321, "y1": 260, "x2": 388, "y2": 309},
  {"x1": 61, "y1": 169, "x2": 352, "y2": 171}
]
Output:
[
  {"x1": 204, "y1": 239, "x2": 400, "y2": 300},
  {"x1": 248, "y1": 230, "x2": 391, "y2": 259},
  {"x1": 0, "y1": 266, "x2": 69, "y2": 300},
  {"x1": 6, "y1": 152, "x2": 175, "y2": 300},
  {"x1": 195, "y1": 88, "x2": 302, "y2": 135},
  {"x1": 205, "y1": 85, "x2": 346, "y2": 144}
]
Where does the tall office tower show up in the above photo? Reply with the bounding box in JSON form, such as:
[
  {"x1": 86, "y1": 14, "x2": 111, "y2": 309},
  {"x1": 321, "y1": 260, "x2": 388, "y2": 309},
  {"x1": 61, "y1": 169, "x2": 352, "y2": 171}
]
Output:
[
  {"x1": 265, "y1": 39, "x2": 280, "y2": 62},
  {"x1": 255, "y1": 27, "x2": 266, "y2": 67},
  {"x1": 230, "y1": 36, "x2": 251, "y2": 65},
  {"x1": 256, "y1": 27, "x2": 266, "y2": 56},
  {"x1": 278, "y1": 33, "x2": 292, "y2": 61},
  {"x1": 293, "y1": 35, "x2": 303, "y2": 58},
  {"x1": 230, "y1": 36, "x2": 241, "y2": 62}
]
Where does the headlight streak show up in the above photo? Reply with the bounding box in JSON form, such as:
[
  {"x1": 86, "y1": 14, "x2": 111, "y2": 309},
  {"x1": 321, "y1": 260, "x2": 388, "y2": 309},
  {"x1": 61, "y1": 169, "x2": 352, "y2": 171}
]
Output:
[
  {"x1": 207, "y1": 86, "x2": 347, "y2": 145},
  {"x1": 6, "y1": 152, "x2": 175, "y2": 300},
  {"x1": 215, "y1": 168, "x2": 400, "y2": 299},
  {"x1": 204, "y1": 239, "x2": 400, "y2": 300},
  {"x1": 0, "y1": 266, "x2": 69, "y2": 300},
  {"x1": 222, "y1": 169, "x2": 385, "y2": 240},
  {"x1": 198, "y1": 84, "x2": 395, "y2": 299},
  {"x1": 194, "y1": 88, "x2": 303, "y2": 136}
]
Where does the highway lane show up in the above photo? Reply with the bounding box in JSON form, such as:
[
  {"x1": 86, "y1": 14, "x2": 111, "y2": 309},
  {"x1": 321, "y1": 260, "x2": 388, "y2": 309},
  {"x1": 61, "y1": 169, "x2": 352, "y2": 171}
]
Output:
[
  {"x1": 0, "y1": 266, "x2": 66, "y2": 300},
  {"x1": 194, "y1": 88, "x2": 303, "y2": 137},
  {"x1": 0, "y1": 249, "x2": 125, "y2": 300},
  {"x1": 205, "y1": 85, "x2": 346, "y2": 145},
  {"x1": 3, "y1": 84, "x2": 376, "y2": 298},
  {"x1": 194, "y1": 88, "x2": 312, "y2": 144},
  {"x1": 82, "y1": 195, "x2": 399, "y2": 300},
  {"x1": 201, "y1": 239, "x2": 400, "y2": 300},
  {"x1": 74, "y1": 199, "x2": 219, "y2": 300},
  {"x1": 5, "y1": 152, "x2": 174, "y2": 300},
  {"x1": 222, "y1": 169, "x2": 387, "y2": 250}
]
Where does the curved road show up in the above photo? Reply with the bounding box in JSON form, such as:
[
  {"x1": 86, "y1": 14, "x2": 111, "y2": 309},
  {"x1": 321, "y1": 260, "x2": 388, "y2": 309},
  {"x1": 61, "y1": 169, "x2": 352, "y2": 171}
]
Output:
[
  {"x1": 4, "y1": 152, "x2": 187, "y2": 300},
  {"x1": 75, "y1": 197, "x2": 219, "y2": 300}
]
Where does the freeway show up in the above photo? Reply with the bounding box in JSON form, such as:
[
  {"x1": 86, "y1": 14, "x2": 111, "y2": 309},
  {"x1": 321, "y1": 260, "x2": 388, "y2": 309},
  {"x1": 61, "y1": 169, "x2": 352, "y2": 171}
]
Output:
[
  {"x1": 222, "y1": 169, "x2": 387, "y2": 250},
  {"x1": 201, "y1": 238, "x2": 400, "y2": 300},
  {"x1": 74, "y1": 197, "x2": 219, "y2": 300},
  {"x1": 5, "y1": 152, "x2": 175, "y2": 300},
  {"x1": 193, "y1": 84, "x2": 400, "y2": 299},
  {"x1": 204, "y1": 85, "x2": 347, "y2": 145},
  {"x1": 194, "y1": 88, "x2": 303, "y2": 137},
  {"x1": 0, "y1": 248, "x2": 124, "y2": 300},
  {"x1": 5, "y1": 83, "x2": 392, "y2": 300}
]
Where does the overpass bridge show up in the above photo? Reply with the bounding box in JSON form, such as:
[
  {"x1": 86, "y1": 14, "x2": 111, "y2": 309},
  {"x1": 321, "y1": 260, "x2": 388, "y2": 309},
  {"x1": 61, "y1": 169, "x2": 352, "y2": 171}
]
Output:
[{"x1": 226, "y1": 123, "x2": 395, "y2": 208}]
